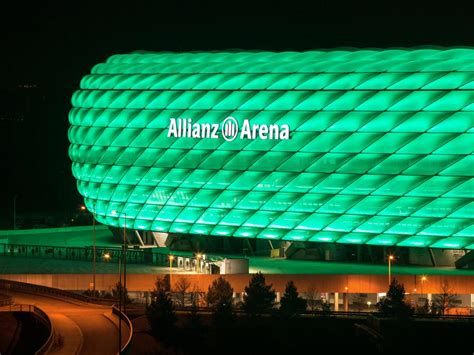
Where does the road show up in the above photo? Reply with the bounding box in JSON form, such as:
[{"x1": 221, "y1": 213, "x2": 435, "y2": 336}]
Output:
[{"x1": 6, "y1": 290, "x2": 128, "y2": 355}]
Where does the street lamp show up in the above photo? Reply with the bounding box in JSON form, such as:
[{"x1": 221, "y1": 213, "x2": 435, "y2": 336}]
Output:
[
  {"x1": 388, "y1": 255, "x2": 395, "y2": 286},
  {"x1": 111, "y1": 210, "x2": 128, "y2": 296},
  {"x1": 367, "y1": 301, "x2": 372, "y2": 311},
  {"x1": 421, "y1": 275, "x2": 427, "y2": 295},
  {"x1": 101, "y1": 250, "x2": 122, "y2": 353},
  {"x1": 169, "y1": 255, "x2": 175, "y2": 288},
  {"x1": 195, "y1": 253, "x2": 202, "y2": 272},
  {"x1": 111, "y1": 209, "x2": 128, "y2": 354},
  {"x1": 81, "y1": 204, "x2": 97, "y2": 294}
]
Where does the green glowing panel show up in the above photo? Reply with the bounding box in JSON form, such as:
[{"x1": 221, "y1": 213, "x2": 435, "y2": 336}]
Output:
[
  {"x1": 355, "y1": 216, "x2": 403, "y2": 233},
  {"x1": 397, "y1": 236, "x2": 440, "y2": 248},
  {"x1": 308, "y1": 232, "x2": 341, "y2": 243},
  {"x1": 430, "y1": 237, "x2": 471, "y2": 249},
  {"x1": 347, "y1": 195, "x2": 394, "y2": 215},
  {"x1": 70, "y1": 48, "x2": 474, "y2": 249},
  {"x1": 337, "y1": 233, "x2": 372, "y2": 244},
  {"x1": 367, "y1": 234, "x2": 403, "y2": 246}
]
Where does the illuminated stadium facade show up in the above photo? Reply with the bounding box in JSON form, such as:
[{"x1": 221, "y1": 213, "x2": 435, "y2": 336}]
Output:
[{"x1": 69, "y1": 49, "x2": 474, "y2": 250}]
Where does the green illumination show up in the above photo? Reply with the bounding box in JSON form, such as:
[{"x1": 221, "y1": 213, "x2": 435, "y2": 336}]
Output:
[{"x1": 70, "y1": 49, "x2": 474, "y2": 249}]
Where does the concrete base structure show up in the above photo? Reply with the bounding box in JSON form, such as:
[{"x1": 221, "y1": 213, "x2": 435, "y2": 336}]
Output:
[{"x1": 2, "y1": 273, "x2": 474, "y2": 295}]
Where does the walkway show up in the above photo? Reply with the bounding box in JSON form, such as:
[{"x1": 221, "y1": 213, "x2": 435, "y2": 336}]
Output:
[{"x1": 5, "y1": 290, "x2": 127, "y2": 355}]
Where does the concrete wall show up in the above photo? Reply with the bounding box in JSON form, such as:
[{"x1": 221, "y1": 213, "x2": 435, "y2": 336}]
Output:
[{"x1": 2, "y1": 273, "x2": 474, "y2": 294}]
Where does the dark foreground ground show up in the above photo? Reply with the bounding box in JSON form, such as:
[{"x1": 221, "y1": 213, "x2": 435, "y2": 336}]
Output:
[{"x1": 129, "y1": 313, "x2": 474, "y2": 355}]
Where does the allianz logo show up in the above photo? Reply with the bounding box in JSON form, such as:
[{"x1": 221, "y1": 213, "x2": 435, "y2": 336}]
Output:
[{"x1": 167, "y1": 117, "x2": 290, "y2": 141}]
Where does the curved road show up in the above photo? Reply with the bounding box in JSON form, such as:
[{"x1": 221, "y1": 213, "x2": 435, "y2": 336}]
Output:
[{"x1": 7, "y1": 290, "x2": 127, "y2": 355}]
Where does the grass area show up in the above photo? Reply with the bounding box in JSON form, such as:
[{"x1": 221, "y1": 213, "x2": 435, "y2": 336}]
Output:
[
  {"x1": 0, "y1": 226, "x2": 472, "y2": 276},
  {"x1": 0, "y1": 225, "x2": 116, "y2": 248},
  {"x1": 248, "y1": 257, "x2": 474, "y2": 276},
  {"x1": 0, "y1": 254, "x2": 471, "y2": 276},
  {"x1": 0, "y1": 255, "x2": 175, "y2": 274},
  {"x1": 130, "y1": 313, "x2": 474, "y2": 354}
]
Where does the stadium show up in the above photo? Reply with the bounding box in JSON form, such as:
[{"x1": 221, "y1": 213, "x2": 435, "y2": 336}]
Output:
[
  {"x1": 1, "y1": 49, "x2": 473, "y2": 349},
  {"x1": 68, "y1": 49, "x2": 473, "y2": 263}
]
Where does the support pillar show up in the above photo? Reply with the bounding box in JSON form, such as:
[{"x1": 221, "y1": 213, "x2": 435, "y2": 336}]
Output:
[
  {"x1": 334, "y1": 292, "x2": 339, "y2": 312},
  {"x1": 343, "y1": 293, "x2": 349, "y2": 312}
]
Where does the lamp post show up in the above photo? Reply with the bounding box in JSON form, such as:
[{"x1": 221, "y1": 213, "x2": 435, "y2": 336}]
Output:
[
  {"x1": 421, "y1": 275, "x2": 427, "y2": 296},
  {"x1": 112, "y1": 210, "x2": 127, "y2": 354},
  {"x1": 93, "y1": 212, "x2": 96, "y2": 294},
  {"x1": 195, "y1": 253, "x2": 202, "y2": 273},
  {"x1": 169, "y1": 255, "x2": 174, "y2": 289},
  {"x1": 81, "y1": 204, "x2": 97, "y2": 294},
  {"x1": 102, "y1": 251, "x2": 120, "y2": 352},
  {"x1": 388, "y1": 255, "x2": 394, "y2": 286}
]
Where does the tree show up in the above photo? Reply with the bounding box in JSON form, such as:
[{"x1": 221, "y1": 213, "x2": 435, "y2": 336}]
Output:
[
  {"x1": 306, "y1": 285, "x2": 318, "y2": 312},
  {"x1": 156, "y1": 274, "x2": 171, "y2": 292},
  {"x1": 189, "y1": 295, "x2": 201, "y2": 328},
  {"x1": 206, "y1": 277, "x2": 234, "y2": 327},
  {"x1": 175, "y1": 277, "x2": 191, "y2": 307},
  {"x1": 432, "y1": 280, "x2": 460, "y2": 315},
  {"x1": 321, "y1": 300, "x2": 332, "y2": 315},
  {"x1": 206, "y1": 277, "x2": 233, "y2": 308},
  {"x1": 112, "y1": 281, "x2": 131, "y2": 304},
  {"x1": 146, "y1": 275, "x2": 177, "y2": 341},
  {"x1": 242, "y1": 272, "x2": 276, "y2": 317},
  {"x1": 376, "y1": 279, "x2": 413, "y2": 318},
  {"x1": 279, "y1": 281, "x2": 307, "y2": 318},
  {"x1": 416, "y1": 299, "x2": 431, "y2": 314},
  {"x1": 190, "y1": 284, "x2": 203, "y2": 307}
]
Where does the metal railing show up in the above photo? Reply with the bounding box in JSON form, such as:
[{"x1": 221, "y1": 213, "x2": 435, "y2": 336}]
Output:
[
  {"x1": 0, "y1": 293, "x2": 12, "y2": 306},
  {"x1": 0, "y1": 242, "x2": 223, "y2": 269},
  {"x1": 112, "y1": 305, "x2": 134, "y2": 355},
  {"x1": 0, "y1": 278, "x2": 116, "y2": 305}
]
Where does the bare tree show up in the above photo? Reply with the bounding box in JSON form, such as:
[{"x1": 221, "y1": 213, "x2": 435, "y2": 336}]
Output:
[
  {"x1": 432, "y1": 280, "x2": 460, "y2": 315},
  {"x1": 306, "y1": 284, "x2": 318, "y2": 312},
  {"x1": 175, "y1": 277, "x2": 191, "y2": 307},
  {"x1": 190, "y1": 284, "x2": 203, "y2": 307}
]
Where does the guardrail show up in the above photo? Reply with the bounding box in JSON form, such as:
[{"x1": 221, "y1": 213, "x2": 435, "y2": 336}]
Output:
[
  {"x1": 0, "y1": 278, "x2": 116, "y2": 305},
  {"x1": 171, "y1": 306, "x2": 474, "y2": 319},
  {"x1": 112, "y1": 305, "x2": 134, "y2": 355},
  {"x1": 0, "y1": 303, "x2": 54, "y2": 355},
  {"x1": 0, "y1": 292, "x2": 12, "y2": 306},
  {"x1": 0, "y1": 242, "x2": 223, "y2": 269}
]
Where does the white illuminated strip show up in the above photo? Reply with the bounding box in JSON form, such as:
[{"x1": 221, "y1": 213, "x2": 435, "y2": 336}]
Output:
[{"x1": 167, "y1": 117, "x2": 290, "y2": 141}]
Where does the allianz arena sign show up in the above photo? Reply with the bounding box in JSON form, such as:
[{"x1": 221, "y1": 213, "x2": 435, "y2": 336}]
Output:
[{"x1": 167, "y1": 117, "x2": 291, "y2": 141}]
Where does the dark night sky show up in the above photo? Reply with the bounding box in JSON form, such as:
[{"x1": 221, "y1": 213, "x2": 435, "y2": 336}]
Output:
[{"x1": 1, "y1": 1, "x2": 474, "y2": 228}]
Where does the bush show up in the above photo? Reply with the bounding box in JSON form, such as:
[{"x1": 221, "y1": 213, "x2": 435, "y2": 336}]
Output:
[
  {"x1": 146, "y1": 275, "x2": 177, "y2": 342},
  {"x1": 112, "y1": 282, "x2": 131, "y2": 304},
  {"x1": 279, "y1": 281, "x2": 307, "y2": 318},
  {"x1": 206, "y1": 277, "x2": 234, "y2": 327},
  {"x1": 376, "y1": 279, "x2": 414, "y2": 319},
  {"x1": 242, "y1": 272, "x2": 276, "y2": 317}
]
